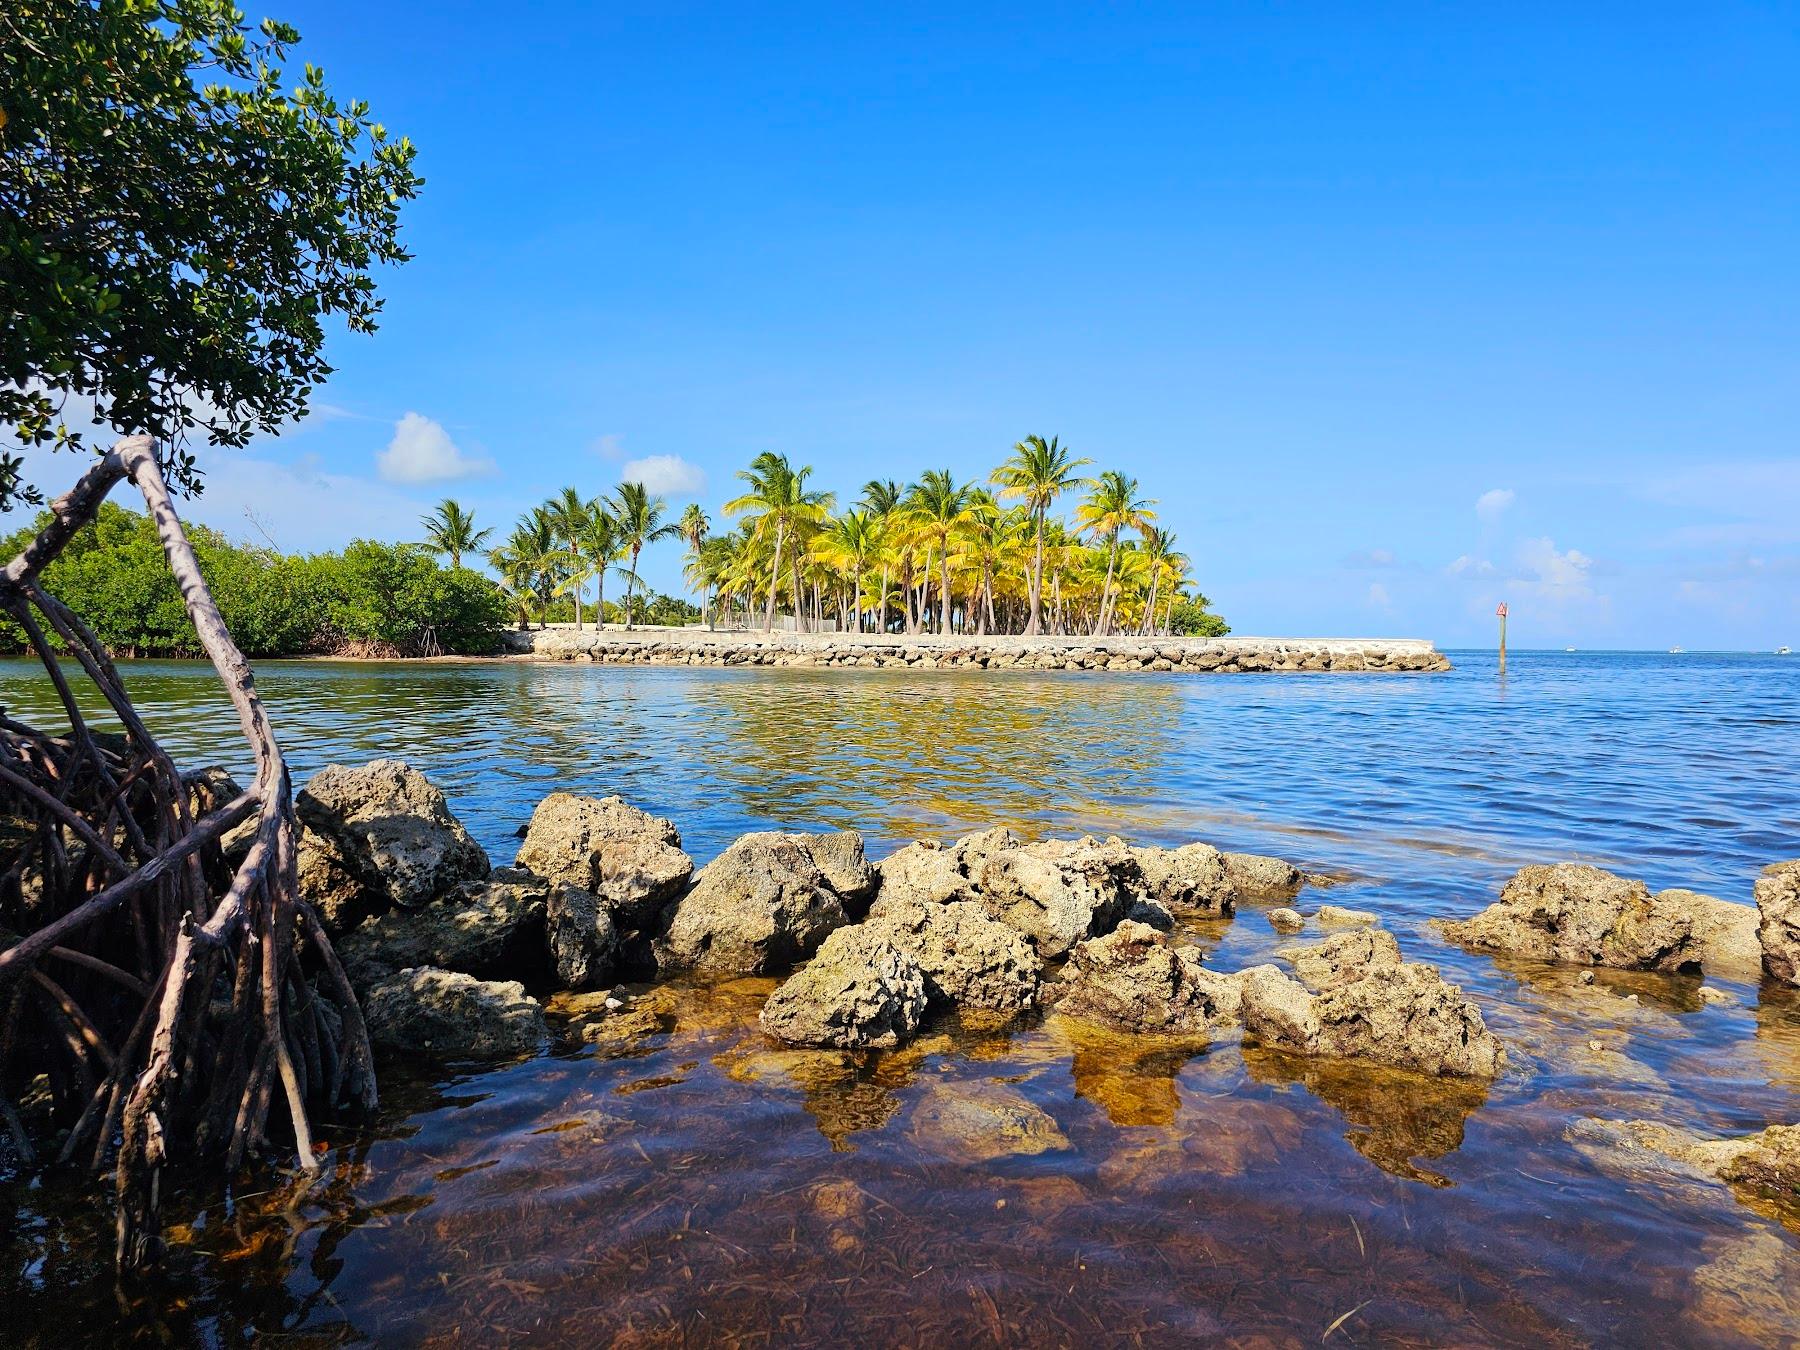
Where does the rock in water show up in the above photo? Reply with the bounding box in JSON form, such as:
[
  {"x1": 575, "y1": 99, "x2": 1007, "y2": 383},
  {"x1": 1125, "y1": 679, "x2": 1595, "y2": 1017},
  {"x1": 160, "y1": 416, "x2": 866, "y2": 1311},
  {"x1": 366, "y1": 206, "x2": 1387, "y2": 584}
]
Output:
[
  {"x1": 1755, "y1": 860, "x2": 1800, "y2": 986},
  {"x1": 336, "y1": 866, "x2": 550, "y2": 989},
  {"x1": 1221, "y1": 851, "x2": 1304, "y2": 898},
  {"x1": 545, "y1": 880, "x2": 623, "y2": 990},
  {"x1": 656, "y1": 831, "x2": 863, "y2": 976},
  {"x1": 1604, "y1": 1119, "x2": 1800, "y2": 1206},
  {"x1": 363, "y1": 967, "x2": 546, "y2": 1058},
  {"x1": 1267, "y1": 907, "x2": 1305, "y2": 932},
  {"x1": 758, "y1": 925, "x2": 928, "y2": 1048},
  {"x1": 296, "y1": 759, "x2": 489, "y2": 932},
  {"x1": 1128, "y1": 842, "x2": 1236, "y2": 914},
  {"x1": 969, "y1": 836, "x2": 1136, "y2": 957},
  {"x1": 873, "y1": 829, "x2": 1023, "y2": 911},
  {"x1": 866, "y1": 898, "x2": 1041, "y2": 1014},
  {"x1": 1438, "y1": 862, "x2": 1700, "y2": 972},
  {"x1": 1316, "y1": 903, "x2": 1379, "y2": 926},
  {"x1": 1242, "y1": 934, "x2": 1502, "y2": 1078},
  {"x1": 1278, "y1": 928, "x2": 1401, "y2": 990},
  {"x1": 1049, "y1": 921, "x2": 1246, "y2": 1034},
  {"x1": 514, "y1": 792, "x2": 693, "y2": 929},
  {"x1": 1656, "y1": 888, "x2": 1763, "y2": 982}
]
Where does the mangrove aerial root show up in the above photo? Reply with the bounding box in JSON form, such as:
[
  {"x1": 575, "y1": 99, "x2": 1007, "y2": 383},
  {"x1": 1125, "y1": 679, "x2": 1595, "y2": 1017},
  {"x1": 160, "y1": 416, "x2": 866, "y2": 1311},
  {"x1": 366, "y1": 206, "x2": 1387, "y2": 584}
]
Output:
[{"x1": 0, "y1": 437, "x2": 372, "y2": 1271}]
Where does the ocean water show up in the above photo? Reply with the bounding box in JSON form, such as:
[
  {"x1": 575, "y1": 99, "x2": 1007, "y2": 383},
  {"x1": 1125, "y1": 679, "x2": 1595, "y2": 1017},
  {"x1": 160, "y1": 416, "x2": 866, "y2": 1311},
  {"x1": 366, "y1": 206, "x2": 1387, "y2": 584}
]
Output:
[{"x1": 3, "y1": 651, "x2": 1798, "y2": 1344}]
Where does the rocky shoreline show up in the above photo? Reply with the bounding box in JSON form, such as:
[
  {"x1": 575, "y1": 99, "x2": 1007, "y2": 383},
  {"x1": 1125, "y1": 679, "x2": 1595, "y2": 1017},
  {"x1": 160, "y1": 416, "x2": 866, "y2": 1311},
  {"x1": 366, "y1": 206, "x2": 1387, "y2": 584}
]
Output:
[
  {"x1": 216, "y1": 757, "x2": 1798, "y2": 1238},
  {"x1": 496, "y1": 628, "x2": 1453, "y2": 673}
]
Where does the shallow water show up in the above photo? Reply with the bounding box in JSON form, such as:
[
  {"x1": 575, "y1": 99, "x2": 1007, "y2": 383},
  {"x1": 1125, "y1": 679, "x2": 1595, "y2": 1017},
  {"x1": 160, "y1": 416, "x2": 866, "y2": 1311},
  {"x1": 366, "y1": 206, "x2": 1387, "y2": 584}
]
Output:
[{"x1": 3, "y1": 650, "x2": 1800, "y2": 1345}]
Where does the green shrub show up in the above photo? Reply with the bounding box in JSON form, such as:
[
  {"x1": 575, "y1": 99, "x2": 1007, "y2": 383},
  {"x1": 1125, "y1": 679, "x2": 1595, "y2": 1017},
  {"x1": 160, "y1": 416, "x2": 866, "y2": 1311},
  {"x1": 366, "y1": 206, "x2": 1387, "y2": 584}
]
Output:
[{"x1": 1168, "y1": 599, "x2": 1231, "y2": 638}]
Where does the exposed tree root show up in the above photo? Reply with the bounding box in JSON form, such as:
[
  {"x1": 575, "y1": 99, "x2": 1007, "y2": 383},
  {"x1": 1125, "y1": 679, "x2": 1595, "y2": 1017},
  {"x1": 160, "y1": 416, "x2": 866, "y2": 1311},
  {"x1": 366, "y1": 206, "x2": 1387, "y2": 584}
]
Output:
[{"x1": 0, "y1": 437, "x2": 372, "y2": 1271}]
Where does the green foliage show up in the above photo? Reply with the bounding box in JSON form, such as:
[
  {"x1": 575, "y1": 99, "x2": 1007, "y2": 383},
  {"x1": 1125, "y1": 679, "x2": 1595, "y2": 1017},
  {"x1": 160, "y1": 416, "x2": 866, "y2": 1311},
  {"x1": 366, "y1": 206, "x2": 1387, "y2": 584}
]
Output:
[
  {"x1": 0, "y1": 0, "x2": 421, "y2": 506},
  {"x1": 1168, "y1": 598, "x2": 1231, "y2": 638},
  {"x1": 0, "y1": 504, "x2": 504, "y2": 657}
]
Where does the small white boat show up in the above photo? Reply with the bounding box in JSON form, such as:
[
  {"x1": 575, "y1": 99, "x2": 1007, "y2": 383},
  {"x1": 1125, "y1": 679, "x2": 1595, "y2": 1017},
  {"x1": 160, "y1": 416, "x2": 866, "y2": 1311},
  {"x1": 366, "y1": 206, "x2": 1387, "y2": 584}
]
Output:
[
  {"x1": 1780, "y1": 646, "x2": 1793, "y2": 655},
  {"x1": 1668, "y1": 646, "x2": 1685, "y2": 654},
  {"x1": 1564, "y1": 647, "x2": 1576, "y2": 653}
]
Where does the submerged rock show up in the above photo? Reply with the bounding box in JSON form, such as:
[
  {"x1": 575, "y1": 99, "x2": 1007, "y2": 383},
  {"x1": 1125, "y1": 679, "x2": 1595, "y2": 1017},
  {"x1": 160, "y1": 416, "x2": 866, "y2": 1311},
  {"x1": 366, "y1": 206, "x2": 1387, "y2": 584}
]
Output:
[
  {"x1": 759, "y1": 925, "x2": 928, "y2": 1049},
  {"x1": 336, "y1": 866, "x2": 549, "y2": 989},
  {"x1": 1315, "y1": 903, "x2": 1379, "y2": 926},
  {"x1": 514, "y1": 792, "x2": 693, "y2": 929},
  {"x1": 910, "y1": 1080, "x2": 1070, "y2": 1162},
  {"x1": 656, "y1": 831, "x2": 862, "y2": 976},
  {"x1": 1755, "y1": 860, "x2": 1800, "y2": 986},
  {"x1": 866, "y1": 898, "x2": 1041, "y2": 1014},
  {"x1": 296, "y1": 759, "x2": 489, "y2": 932},
  {"x1": 1438, "y1": 862, "x2": 1700, "y2": 972},
  {"x1": 363, "y1": 967, "x2": 546, "y2": 1058},
  {"x1": 1049, "y1": 921, "x2": 1246, "y2": 1034},
  {"x1": 1621, "y1": 1120, "x2": 1800, "y2": 1202},
  {"x1": 1243, "y1": 933, "x2": 1502, "y2": 1078}
]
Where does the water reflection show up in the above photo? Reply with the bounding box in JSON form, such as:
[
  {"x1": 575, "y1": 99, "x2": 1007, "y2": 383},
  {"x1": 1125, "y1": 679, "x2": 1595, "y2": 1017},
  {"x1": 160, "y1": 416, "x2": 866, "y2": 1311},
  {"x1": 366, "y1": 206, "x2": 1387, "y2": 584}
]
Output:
[{"x1": 1242, "y1": 1047, "x2": 1490, "y2": 1187}]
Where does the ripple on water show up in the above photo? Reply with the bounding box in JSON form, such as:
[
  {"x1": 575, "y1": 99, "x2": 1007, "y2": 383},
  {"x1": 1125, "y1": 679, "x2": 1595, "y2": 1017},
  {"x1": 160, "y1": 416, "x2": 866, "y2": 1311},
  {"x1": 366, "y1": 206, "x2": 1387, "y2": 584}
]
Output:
[{"x1": 1, "y1": 650, "x2": 1798, "y2": 1342}]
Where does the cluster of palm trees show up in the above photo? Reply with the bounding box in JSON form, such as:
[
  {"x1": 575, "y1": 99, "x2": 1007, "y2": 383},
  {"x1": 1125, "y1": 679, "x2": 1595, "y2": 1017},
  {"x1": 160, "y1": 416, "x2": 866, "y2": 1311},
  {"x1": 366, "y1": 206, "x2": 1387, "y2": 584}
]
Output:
[
  {"x1": 421, "y1": 485, "x2": 701, "y2": 630},
  {"x1": 692, "y1": 437, "x2": 1204, "y2": 637},
  {"x1": 418, "y1": 435, "x2": 1212, "y2": 638}
]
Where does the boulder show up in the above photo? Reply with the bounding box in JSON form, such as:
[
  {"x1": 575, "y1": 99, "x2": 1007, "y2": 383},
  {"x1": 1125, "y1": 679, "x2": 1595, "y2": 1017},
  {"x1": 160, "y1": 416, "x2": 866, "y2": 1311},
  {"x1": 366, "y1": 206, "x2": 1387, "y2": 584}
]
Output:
[
  {"x1": 513, "y1": 792, "x2": 693, "y2": 929},
  {"x1": 182, "y1": 765, "x2": 257, "y2": 860},
  {"x1": 872, "y1": 828, "x2": 1022, "y2": 911},
  {"x1": 363, "y1": 967, "x2": 546, "y2": 1058},
  {"x1": 968, "y1": 836, "x2": 1136, "y2": 957},
  {"x1": 1316, "y1": 904, "x2": 1379, "y2": 926},
  {"x1": 1755, "y1": 860, "x2": 1800, "y2": 986},
  {"x1": 1657, "y1": 889, "x2": 1763, "y2": 982},
  {"x1": 866, "y1": 898, "x2": 1041, "y2": 1014},
  {"x1": 758, "y1": 925, "x2": 928, "y2": 1049},
  {"x1": 1278, "y1": 928, "x2": 1401, "y2": 991},
  {"x1": 336, "y1": 866, "x2": 549, "y2": 989},
  {"x1": 1221, "y1": 851, "x2": 1304, "y2": 898},
  {"x1": 1049, "y1": 921, "x2": 1245, "y2": 1034},
  {"x1": 1438, "y1": 863, "x2": 1700, "y2": 972},
  {"x1": 296, "y1": 760, "x2": 489, "y2": 932},
  {"x1": 1241, "y1": 948, "x2": 1502, "y2": 1079},
  {"x1": 655, "y1": 831, "x2": 856, "y2": 976},
  {"x1": 545, "y1": 881, "x2": 623, "y2": 990},
  {"x1": 1267, "y1": 907, "x2": 1305, "y2": 932},
  {"x1": 1128, "y1": 842, "x2": 1236, "y2": 914},
  {"x1": 1124, "y1": 896, "x2": 1176, "y2": 931}
]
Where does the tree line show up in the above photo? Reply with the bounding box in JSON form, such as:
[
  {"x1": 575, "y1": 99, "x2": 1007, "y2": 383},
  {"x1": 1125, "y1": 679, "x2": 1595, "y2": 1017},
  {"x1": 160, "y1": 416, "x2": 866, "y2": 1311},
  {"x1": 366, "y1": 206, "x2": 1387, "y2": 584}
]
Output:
[{"x1": 479, "y1": 438, "x2": 1227, "y2": 638}]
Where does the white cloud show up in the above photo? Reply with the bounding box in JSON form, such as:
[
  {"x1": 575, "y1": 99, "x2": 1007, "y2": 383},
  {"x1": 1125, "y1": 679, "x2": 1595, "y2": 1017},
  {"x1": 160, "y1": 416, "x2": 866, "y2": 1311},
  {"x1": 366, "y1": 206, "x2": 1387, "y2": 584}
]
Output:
[
  {"x1": 1515, "y1": 536, "x2": 1594, "y2": 596},
  {"x1": 376, "y1": 412, "x2": 493, "y2": 484},
  {"x1": 1475, "y1": 488, "x2": 1515, "y2": 522},
  {"x1": 1447, "y1": 554, "x2": 1496, "y2": 576},
  {"x1": 619, "y1": 454, "x2": 706, "y2": 498}
]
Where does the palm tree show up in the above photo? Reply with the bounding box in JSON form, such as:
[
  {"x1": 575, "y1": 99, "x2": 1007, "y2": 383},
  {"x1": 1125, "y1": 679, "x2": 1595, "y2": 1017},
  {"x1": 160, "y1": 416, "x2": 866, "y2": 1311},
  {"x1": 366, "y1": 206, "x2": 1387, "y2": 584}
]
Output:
[
  {"x1": 1076, "y1": 469, "x2": 1157, "y2": 635},
  {"x1": 545, "y1": 486, "x2": 593, "y2": 629},
  {"x1": 1136, "y1": 526, "x2": 1186, "y2": 635},
  {"x1": 813, "y1": 509, "x2": 881, "y2": 633},
  {"x1": 725, "y1": 453, "x2": 833, "y2": 632},
  {"x1": 605, "y1": 481, "x2": 682, "y2": 629},
  {"x1": 860, "y1": 479, "x2": 905, "y2": 634},
  {"x1": 677, "y1": 503, "x2": 710, "y2": 626},
  {"x1": 575, "y1": 504, "x2": 620, "y2": 625},
  {"x1": 420, "y1": 499, "x2": 492, "y2": 569},
  {"x1": 489, "y1": 508, "x2": 559, "y2": 629},
  {"x1": 903, "y1": 469, "x2": 975, "y2": 634},
  {"x1": 992, "y1": 435, "x2": 1091, "y2": 636}
]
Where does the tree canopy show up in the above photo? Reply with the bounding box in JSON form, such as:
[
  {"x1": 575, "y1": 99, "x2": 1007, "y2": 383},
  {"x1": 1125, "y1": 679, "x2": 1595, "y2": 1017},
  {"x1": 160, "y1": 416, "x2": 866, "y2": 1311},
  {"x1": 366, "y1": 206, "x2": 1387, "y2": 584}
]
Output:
[{"x1": 0, "y1": 0, "x2": 421, "y2": 506}]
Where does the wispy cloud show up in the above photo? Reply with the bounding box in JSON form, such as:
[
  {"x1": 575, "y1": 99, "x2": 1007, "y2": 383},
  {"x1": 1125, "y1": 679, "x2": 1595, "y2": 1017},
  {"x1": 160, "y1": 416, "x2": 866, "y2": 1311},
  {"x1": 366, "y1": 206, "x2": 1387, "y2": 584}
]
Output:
[
  {"x1": 1475, "y1": 488, "x2": 1515, "y2": 522},
  {"x1": 619, "y1": 454, "x2": 706, "y2": 498}
]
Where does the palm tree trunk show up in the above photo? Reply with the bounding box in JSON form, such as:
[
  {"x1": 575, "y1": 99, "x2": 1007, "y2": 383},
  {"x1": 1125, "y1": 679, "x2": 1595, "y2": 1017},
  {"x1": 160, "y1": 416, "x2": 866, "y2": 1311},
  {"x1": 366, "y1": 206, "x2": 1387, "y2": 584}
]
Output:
[
  {"x1": 1026, "y1": 510, "x2": 1045, "y2": 637},
  {"x1": 877, "y1": 564, "x2": 890, "y2": 634},
  {"x1": 1096, "y1": 536, "x2": 1120, "y2": 635},
  {"x1": 1140, "y1": 570, "x2": 1159, "y2": 636},
  {"x1": 626, "y1": 546, "x2": 642, "y2": 629},
  {"x1": 570, "y1": 544, "x2": 583, "y2": 629},
  {"x1": 764, "y1": 518, "x2": 785, "y2": 632}
]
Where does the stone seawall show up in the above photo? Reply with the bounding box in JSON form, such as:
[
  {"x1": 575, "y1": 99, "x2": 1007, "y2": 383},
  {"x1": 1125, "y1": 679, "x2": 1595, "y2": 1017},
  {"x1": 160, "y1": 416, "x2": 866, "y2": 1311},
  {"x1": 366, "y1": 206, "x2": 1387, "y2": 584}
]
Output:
[{"x1": 497, "y1": 629, "x2": 1452, "y2": 673}]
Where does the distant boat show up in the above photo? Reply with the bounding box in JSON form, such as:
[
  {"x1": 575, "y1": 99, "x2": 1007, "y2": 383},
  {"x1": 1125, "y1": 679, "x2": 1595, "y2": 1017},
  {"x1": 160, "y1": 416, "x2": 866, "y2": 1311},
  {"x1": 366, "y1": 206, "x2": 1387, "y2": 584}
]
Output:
[
  {"x1": 1564, "y1": 647, "x2": 1576, "y2": 653},
  {"x1": 1780, "y1": 646, "x2": 1793, "y2": 655},
  {"x1": 1669, "y1": 646, "x2": 1685, "y2": 654}
]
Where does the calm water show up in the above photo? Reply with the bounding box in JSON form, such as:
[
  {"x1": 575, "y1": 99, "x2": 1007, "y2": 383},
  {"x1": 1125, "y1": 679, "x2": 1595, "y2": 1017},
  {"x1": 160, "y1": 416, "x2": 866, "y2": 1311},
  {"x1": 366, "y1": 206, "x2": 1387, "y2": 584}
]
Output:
[{"x1": 4, "y1": 651, "x2": 1800, "y2": 1345}]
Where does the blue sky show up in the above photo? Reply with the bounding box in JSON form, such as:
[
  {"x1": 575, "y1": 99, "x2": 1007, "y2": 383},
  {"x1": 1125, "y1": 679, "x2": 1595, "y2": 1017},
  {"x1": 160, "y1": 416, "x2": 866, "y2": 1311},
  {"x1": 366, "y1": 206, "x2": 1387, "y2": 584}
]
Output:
[{"x1": 35, "y1": 2, "x2": 1800, "y2": 648}]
